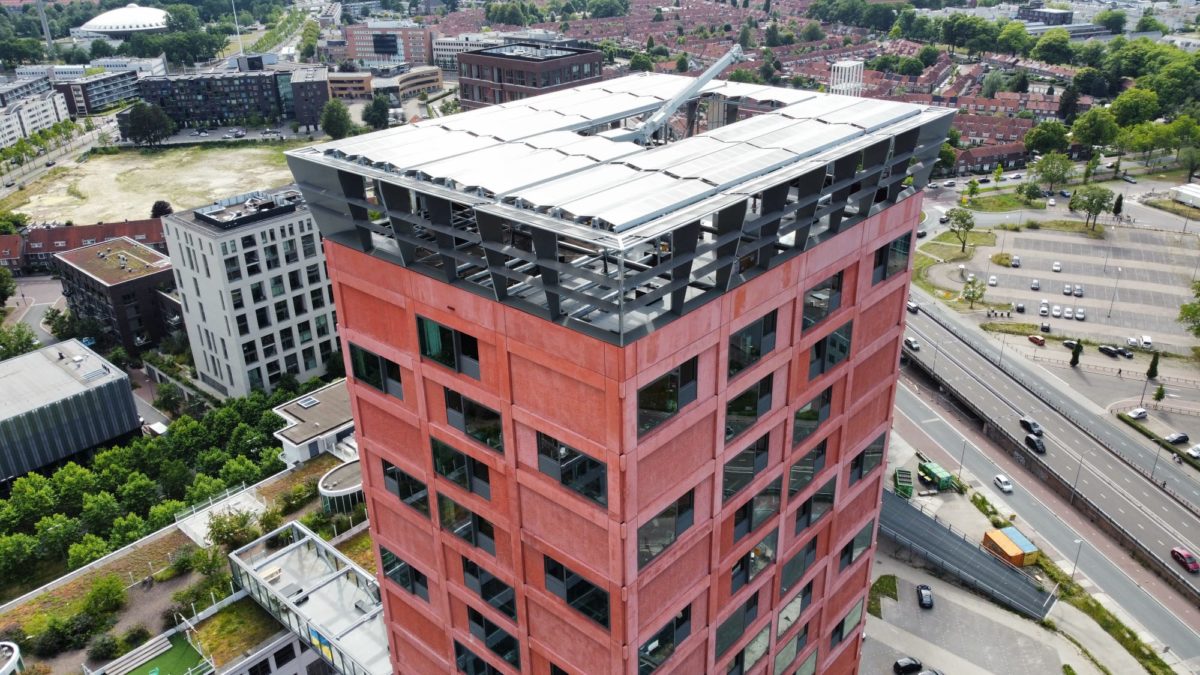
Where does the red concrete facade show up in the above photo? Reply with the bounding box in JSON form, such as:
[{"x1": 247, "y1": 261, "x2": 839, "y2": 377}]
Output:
[{"x1": 333, "y1": 194, "x2": 921, "y2": 674}]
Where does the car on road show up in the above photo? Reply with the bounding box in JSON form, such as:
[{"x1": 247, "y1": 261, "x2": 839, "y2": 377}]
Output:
[
  {"x1": 1031, "y1": 279, "x2": 1040, "y2": 290},
  {"x1": 894, "y1": 657, "x2": 924, "y2": 674},
  {"x1": 1165, "y1": 432, "x2": 1190, "y2": 444},
  {"x1": 994, "y1": 474, "x2": 1014, "y2": 493},
  {"x1": 1186, "y1": 444, "x2": 1200, "y2": 459},
  {"x1": 1020, "y1": 416, "x2": 1044, "y2": 436},
  {"x1": 938, "y1": 214, "x2": 950, "y2": 224},
  {"x1": 1048, "y1": 198, "x2": 1057, "y2": 206},
  {"x1": 1140, "y1": 335, "x2": 1153, "y2": 349},
  {"x1": 904, "y1": 337, "x2": 920, "y2": 351},
  {"x1": 944, "y1": 180, "x2": 956, "y2": 187},
  {"x1": 979, "y1": 177, "x2": 991, "y2": 184},
  {"x1": 916, "y1": 228, "x2": 928, "y2": 238},
  {"x1": 1117, "y1": 347, "x2": 1134, "y2": 359},
  {"x1": 1074, "y1": 284, "x2": 1084, "y2": 297},
  {"x1": 1010, "y1": 173, "x2": 1022, "y2": 179},
  {"x1": 1105, "y1": 161, "x2": 1116, "y2": 168},
  {"x1": 927, "y1": 182, "x2": 939, "y2": 188},
  {"x1": 1062, "y1": 284, "x2": 1072, "y2": 295},
  {"x1": 1052, "y1": 261, "x2": 1062, "y2": 272},
  {"x1": 44, "y1": 160, "x2": 55, "y2": 167},
  {"x1": 189, "y1": 130, "x2": 201, "y2": 136},
  {"x1": 1025, "y1": 433, "x2": 1046, "y2": 453},
  {"x1": 2, "y1": 180, "x2": 13, "y2": 188},
  {"x1": 1122, "y1": 175, "x2": 1137, "y2": 184},
  {"x1": 1128, "y1": 407, "x2": 1148, "y2": 420},
  {"x1": 1028, "y1": 334, "x2": 1045, "y2": 346},
  {"x1": 1075, "y1": 308, "x2": 1086, "y2": 321},
  {"x1": 1011, "y1": 255, "x2": 1021, "y2": 268},
  {"x1": 1098, "y1": 344, "x2": 1119, "y2": 357},
  {"x1": 1040, "y1": 321, "x2": 1051, "y2": 332},
  {"x1": 1171, "y1": 547, "x2": 1199, "y2": 573},
  {"x1": 222, "y1": 133, "x2": 234, "y2": 139},
  {"x1": 988, "y1": 275, "x2": 998, "y2": 286},
  {"x1": 907, "y1": 300, "x2": 919, "y2": 314},
  {"x1": 1063, "y1": 340, "x2": 1079, "y2": 350},
  {"x1": 1015, "y1": 302, "x2": 1025, "y2": 313},
  {"x1": 1051, "y1": 305, "x2": 1062, "y2": 317},
  {"x1": 916, "y1": 584, "x2": 934, "y2": 608},
  {"x1": 1060, "y1": 190, "x2": 1071, "y2": 198}
]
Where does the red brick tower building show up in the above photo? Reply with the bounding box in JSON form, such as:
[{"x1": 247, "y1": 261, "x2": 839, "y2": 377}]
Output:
[{"x1": 286, "y1": 74, "x2": 953, "y2": 675}]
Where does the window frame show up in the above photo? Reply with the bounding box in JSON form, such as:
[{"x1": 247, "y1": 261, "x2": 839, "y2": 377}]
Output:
[
  {"x1": 445, "y1": 388, "x2": 504, "y2": 452},
  {"x1": 638, "y1": 606, "x2": 692, "y2": 675},
  {"x1": 848, "y1": 434, "x2": 885, "y2": 486},
  {"x1": 380, "y1": 545, "x2": 429, "y2": 601},
  {"x1": 792, "y1": 387, "x2": 832, "y2": 446},
  {"x1": 417, "y1": 315, "x2": 481, "y2": 379},
  {"x1": 536, "y1": 432, "x2": 607, "y2": 507},
  {"x1": 543, "y1": 555, "x2": 610, "y2": 629},
  {"x1": 802, "y1": 271, "x2": 843, "y2": 331},
  {"x1": 637, "y1": 356, "x2": 699, "y2": 436},
  {"x1": 432, "y1": 437, "x2": 492, "y2": 500},
  {"x1": 722, "y1": 434, "x2": 769, "y2": 504},
  {"x1": 728, "y1": 309, "x2": 778, "y2": 378},
  {"x1": 724, "y1": 374, "x2": 773, "y2": 441},
  {"x1": 349, "y1": 343, "x2": 403, "y2": 399},
  {"x1": 382, "y1": 459, "x2": 429, "y2": 517},
  {"x1": 732, "y1": 477, "x2": 781, "y2": 543},
  {"x1": 637, "y1": 490, "x2": 695, "y2": 568}
]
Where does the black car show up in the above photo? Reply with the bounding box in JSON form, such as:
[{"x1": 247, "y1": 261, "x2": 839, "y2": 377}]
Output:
[
  {"x1": 1015, "y1": 302, "x2": 1025, "y2": 313},
  {"x1": 1117, "y1": 347, "x2": 1134, "y2": 359},
  {"x1": 894, "y1": 657, "x2": 924, "y2": 675},
  {"x1": 1123, "y1": 175, "x2": 1138, "y2": 184},
  {"x1": 44, "y1": 160, "x2": 55, "y2": 167},
  {"x1": 979, "y1": 177, "x2": 991, "y2": 184},
  {"x1": 916, "y1": 584, "x2": 934, "y2": 608},
  {"x1": 1166, "y1": 432, "x2": 1190, "y2": 444},
  {"x1": 1060, "y1": 190, "x2": 1071, "y2": 198},
  {"x1": 916, "y1": 228, "x2": 928, "y2": 238},
  {"x1": 1098, "y1": 344, "x2": 1119, "y2": 357},
  {"x1": 1025, "y1": 433, "x2": 1046, "y2": 453},
  {"x1": 938, "y1": 215, "x2": 950, "y2": 224},
  {"x1": 1063, "y1": 340, "x2": 1079, "y2": 350},
  {"x1": 1020, "y1": 416, "x2": 1044, "y2": 436},
  {"x1": 1040, "y1": 322, "x2": 1051, "y2": 333}
]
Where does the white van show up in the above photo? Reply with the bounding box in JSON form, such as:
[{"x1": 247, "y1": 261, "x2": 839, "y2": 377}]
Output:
[{"x1": 1141, "y1": 335, "x2": 1153, "y2": 349}]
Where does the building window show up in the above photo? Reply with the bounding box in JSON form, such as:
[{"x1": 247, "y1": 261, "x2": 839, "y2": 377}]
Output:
[
  {"x1": 306, "y1": 263, "x2": 321, "y2": 284},
  {"x1": 310, "y1": 287, "x2": 326, "y2": 309},
  {"x1": 730, "y1": 529, "x2": 778, "y2": 594},
  {"x1": 830, "y1": 599, "x2": 864, "y2": 648},
  {"x1": 637, "y1": 490, "x2": 694, "y2": 568},
  {"x1": 255, "y1": 306, "x2": 272, "y2": 330},
  {"x1": 638, "y1": 356, "x2": 698, "y2": 436},
  {"x1": 793, "y1": 387, "x2": 832, "y2": 446},
  {"x1": 839, "y1": 519, "x2": 875, "y2": 571},
  {"x1": 848, "y1": 434, "x2": 885, "y2": 486},
  {"x1": 463, "y1": 556, "x2": 516, "y2": 620},
  {"x1": 231, "y1": 288, "x2": 244, "y2": 310},
  {"x1": 795, "y1": 478, "x2": 836, "y2": 535},
  {"x1": 302, "y1": 233, "x2": 317, "y2": 257},
  {"x1": 803, "y1": 272, "x2": 842, "y2": 331},
  {"x1": 432, "y1": 438, "x2": 491, "y2": 500},
  {"x1": 246, "y1": 659, "x2": 270, "y2": 675},
  {"x1": 725, "y1": 374, "x2": 772, "y2": 441},
  {"x1": 788, "y1": 440, "x2": 826, "y2": 496},
  {"x1": 251, "y1": 281, "x2": 266, "y2": 303},
  {"x1": 273, "y1": 644, "x2": 295, "y2": 667},
  {"x1": 350, "y1": 343, "x2": 403, "y2": 399},
  {"x1": 236, "y1": 314, "x2": 250, "y2": 336},
  {"x1": 726, "y1": 625, "x2": 769, "y2": 675},
  {"x1": 543, "y1": 555, "x2": 609, "y2": 629},
  {"x1": 780, "y1": 537, "x2": 818, "y2": 596},
  {"x1": 445, "y1": 388, "x2": 503, "y2": 452},
  {"x1": 242, "y1": 341, "x2": 258, "y2": 364},
  {"x1": 728, "y1": 310, "x2": 777, "y2": 378},
  {"x1": 224, "y1": 256, "x2": 241, "y2": 282},
  {"x1": 382, "y1": 460, "x2": 429, "y2": 516},
  {"x1": 380, "y1": 545, "x2": 429, "y2": 601},
  {"x1": 732, "y1": 478, "x2": 780, "y2": 543},
  {"x1": 638, "y1": 606, "x2": 691, "y2": 675},
  {"x1": 873, "y1": 233, "x2": 912, "y2": 284},
  {"x1": 777, "y1": 582, "x2": 812, "y2": 636},
  {"x1": 418, "y1": 316, "x2": 480, "y2": 378},
  {"x1": 809, "y1": 321, "x2": 852, "y2": 380},
  {"x1": 774, "y1": 622, "x2": 808, "y2": 672},
  {"x1": 455, "y1": 641, "x2": 503, "y2": 675},
  {"x1": 271, "y1": 275, "x2": 285, "y2": 297},
  {"x1": 714, "y1": 593, "x2": 758, "y2": 658},
  {"x1": 467, "y1": 608, "x2": 520, "y2": 669},
  {"x1": 796, "y1": 649, "x2": 818, "y2": 675},
  {"x1": 536, "y1": 432, "x2": 606, "y2": 506},
  {"x1": 274, "y1": 299, "x2": 290, "y2": 322},
  {"x1": 722, "y1": 434, "x2": 769, "y2": 504},
  {"x1": 438, "y1": 494, "x2": 495, "y2": 555}
]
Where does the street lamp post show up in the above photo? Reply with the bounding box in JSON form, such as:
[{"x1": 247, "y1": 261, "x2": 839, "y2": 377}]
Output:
[
  {"x1": 1070, "y1": 539, "x2": 1084, "y2": 581},
  {"x1": 1107, "y1": 267, "x2": 1122, "y2": 318},
  {"x1": 957, "y1": 438, "x2": 968, "y2": 479},
  {"x1": 1150, "y1": 443, "x2": 1163, "y2": 481},
  {"x1": 1139, "y1": 377, "x2": 1151, "y2": 407},
  {"x1": 1069, "y1": 451, "x2": 1085, "y2": 506}
]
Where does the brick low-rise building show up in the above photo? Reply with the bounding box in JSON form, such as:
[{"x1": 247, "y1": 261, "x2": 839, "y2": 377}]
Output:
[
  {"x1": 953, "y1": 142, "x2": 1028, "y2": 175},
  {"x1": 457, "y1": 43, "x2": 603, "y2": 109},
  {"x1": 22, "y1": 219, "x2": 165, "y2": 273}
]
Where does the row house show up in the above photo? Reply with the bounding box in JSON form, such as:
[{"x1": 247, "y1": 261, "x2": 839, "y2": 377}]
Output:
[
  {"x1": 0, "y1": 234, "x2": 21, "y2": 275},
  {"x1": 21, "y1": 219, "x2": 166, "y2": 273},
  {"x1": 953, "y1": 113, "x2": 1035, "y2": 146},
  {"x1": 982, "y1": 53, "x2": 1078, "y2": 81},
  {"x1": 952, "y1": 142, "x2": 1028, "y2": 175},
  {"x1": 941, "y1": 63, "x2": 982, "y2": 98}
]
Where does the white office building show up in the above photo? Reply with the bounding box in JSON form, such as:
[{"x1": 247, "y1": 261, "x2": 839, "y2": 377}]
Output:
[
  {"x1": 431, "y1": 32, "x2": 504, "y2": 69},
  {"x1": 16, "y1": 56, "x2": 167, "y2": 81},
  {"x1": 162, "y1": 186, "x2": 339, "y2": 398},
  {"x1": 0, "y1": 90, "x2": 70, "y2": 149}
]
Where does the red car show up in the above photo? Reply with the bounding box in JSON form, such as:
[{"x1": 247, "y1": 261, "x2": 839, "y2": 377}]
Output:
[
  {"x1": 1171, "y1": 547, "x2": 1199, "y2": 573},
  {"x1": 1028, "y1": 335, "x2": 1046, "y2": 346}
]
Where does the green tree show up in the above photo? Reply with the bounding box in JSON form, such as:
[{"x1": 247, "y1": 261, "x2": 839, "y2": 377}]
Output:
[
  {"x1": 119, "y1": 471, "x2": 159, "y2": 516},
  {"x1": 738, "y1": 25, "x2": 753, "y2": 49},
  {"x1": 1176, "y1": 280, "x2": 1200, "y2": 337},
  {"x1": 83, "y1": 574, "x2": 127, "y2": 615},
  {"x1": 1070, "y1": 340, "x2": 1083, "y2": 367},
  {"x1": 108, "y1": 513, "x2": 147, "y2": 547},
  {"x1": 917, "y1": 44, "x2": 939, "y2": 67},
  {"x1": 1147, "y1": 351, "x2": 1159, "y2": 379},
  {"x1": 0, "y1": 322, "x2": 36, "y2": 361},
  {"x1": 147, "y1": 499, "x2": 187, "y2": 530},
  {"x1": 154, "y1": 381, "x2": 183, "y2": 416},
  {"x1": 1110, "y1": 88, "x2": 1159, "y2": 126},
  {"x1": 1031, "y1": 152, "x2": 1074, "y2": 191},
  {"x1": 765, "y1": 21, "x2": 781, "y2": 47},
  {"x1": 1136, "y1": 14, "x2": 1167, "y2": 33},
  {"x1": 1071, "y1": 108, "x2": 1119, "y2": 147},
  {"x1": 8, "y1": 473, "x2": 55, "y2": 531},
  {"x1": 219, "y1": 455, "x2": 260, "y2": 487},
  {"x1": 50, "y1": 462, "x2": 97, "y2": 516},
  {"x1": 0, "y1": 267, "x2": 14, "y2": 307},
  {"x1": 800, "y1": 22, "x2": 824, "y2": 42},
  {"x1": 207, "y1": 508, "x2": 261, "y2": 549},
  {"x1": 961, "y1": 277, "x2": 986, "y2": 308},
  {"x1": 1153, "y1": 384, "x2": 1166, "y2": 407},
  {"x1": 1032, "y1": 27, "x2": 1072, "y2": 64},
  {"x1": 0, "y1": 533, "x2": 37, "y2": 581},
  {"x1": 1094, "y1": 9, "x2": 1126, "y2": 33},
  {"x1": 1075, "y1": 184, "x2": 1115, "y2": 229},
  {"x1": 0, "y1": 211, "x2": 29, "y2": 235},
  {"x1": 81, "y1": 491, "x2": 121, "y2": 539},
  {"x1": 1181, "y1": 146, "x2": 1200, "y2": 182},
  {"x1": 68, "y1": 534, "x2": 111, "y2": 569},
  {"x1": 998, "y1": 21, "x2": 1032, "y2": 56},
  {"x1": 1113, "y1": 192, "x2": 1123, "y2": 217},
  {"x1": 1082, "y1": 154, "x2": 1098, "y2": 183},
  {"x1": 1024, "y1": 121, "x2": 1069, "y2": 154},
  {"x1": 104, "y1": 346, "x2": 131, "y2": 370},
  {"x1": 361, "y1": 94, "x2": 391, "y2": 130},
  {"x1": 125, "y1": 102, "x2": 174, "y2": 147},
  {"x1": 185, "y1": 474, "x2": 227, "y2": 504},
  {"x1": 947, "y1": 208, "x2": 975, "y2": 252},
  {"x1": 320, "y1": 99, "x2": 354, "y2": 140},
  {"x1": 629, "y1": 52, "x2": 654, "y2": 72},
  {"x1": 993, "y1": 164, "x2": 1004, "y2": 184},
  {"x1": 150, "y1": 200, "x2": 173, "y2": 218},
  {"x1": 1018, "y1": 181, "x2": 1045, "y2": 203},
  {"x1": 965, "y1": 179, "x2": 980, "y2": 202},
  {"x1": 34, "y1": 513, "x2": 81, "y2": 560}
]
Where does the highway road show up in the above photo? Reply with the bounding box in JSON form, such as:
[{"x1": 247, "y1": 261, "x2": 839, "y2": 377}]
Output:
[
  {"x1": 894, "y1": 383, "x2": 1200, "y2": 660},
  {"x1": 903, "y1": 289, "x2": 1200, "y2": 590}
]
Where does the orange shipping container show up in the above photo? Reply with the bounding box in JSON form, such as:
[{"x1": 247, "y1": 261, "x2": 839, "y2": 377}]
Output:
[{"x1": 982, "y1": 529, "x2": 1024, "y2": 566}]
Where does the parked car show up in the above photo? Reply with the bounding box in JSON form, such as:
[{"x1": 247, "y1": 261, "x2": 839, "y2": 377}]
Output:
[
  {"x1": 1020, "y1": 416, "x2": 1044, "y2": 436},
  {"x1": 189, "y1": 130, "x2": 201, "y2": 136},
  {"x1": 1048, "y1": 198, "x2": 1057, "y2": 206},
  {"x1": 1165, "y1": 432, "x2": 1190, "y2": 444},
  {"x1": 944, "y1": 180, "x2": 956, "y2": 187},
  {"x1": 1015, "y1": 302, "x2": 1025, "y2": 313},
  {"x1": 1063, "y1": 340, "x2": 1079, "y2": 350},
  {"x1": 988, "y1": 275, "x2": 998, "y2": 286},
  {"x1": 1063, "y1": 284, "x2": 1072, "y2": 296},
  {"x1": 1051, "y1": 305, "x2": 1062, "y2": 317},
  {"x1": 1117, "y1": 347, "x2": 1134, "y2": 359},
  {"x1": 927, "y1": 182, "x2": 939, "y2": 188},
  {"x1": 1040, "y1": 322, "x2": 1051, "y2": 333},
  {"x1": 916, "y1": 228, "x2": 928, "y2": 238},
  {"x1": 894, "y1": 657, "x2": 924, "y2": 675},
  {"x1": 1025, "y1": 434, "x2": 1046, "y2": 453},
  {"x1": 1039, "y1": 305, "x2": 1050, "y2": 316},
  {"x1": 1060, "y1": 190, "x2": 1071, "y2": 198},
  {"x1": 44, "y1": 160, "x2": 55, "y2": 167},
  {"x1": 1188, "y1": 445, "x2": 1200, "y2": 459},
  {"x1": 2, "y1": 180, "x2": 13, "y2": 188},
  {"x1": 907, "y1": 300, "x2": 919, "y2": 314},
  {"x1": 1031, "y1": 279, "x2": 1040, "y2": 290},
  {"x1": 1105, "y1": 161, "x2": 1116, "y2": 168},
  {"x1": 1123, "y1": 175, "x2": 1138, "y2": 184},
  {"x1": 1052, "y1": 261, "x2": 1062, "y2": 272},
  {"x1": 979, "y1": 177, "x2": 991, "y2": 184},
  {"x1": 938, "y1": 215, "x2": 950, "y2": 224},
  {"x1": 1028, "y1": 334, "x2": 1046, "y2": 346},
  {"x1": 904, "y1": 337, "x2": 920, "y2": 351},
  {"x1": 1011, "y1": 255, "x2": 1021, "y2": 268},
  {"x1": 1074, "y1": 284, "x2": 1084, "y2": 297},
  {"x1": 1075, "y1": 308, "x2": 1086, "y2": 321},
  {"x1": 1064, "y1": 307, "x2": 1075, "y2": 320},
  {"x1": 916, "y1": 584, "x2": 934, "y2": 609},
  {"x1": 1171, "y1": 547, "x2": 1200, "y2": 573},
  {"x1": 1128, "y1": 407, "x2": 1148, "y2": 420},
  {"x1": 1140, "y1": 335, "x2": 1153, "y2": 349},
  {"x1": 1010, "y1": 173, "x2": 1023, "y2": 179},
  {"x1": 994, "y1": 474, "x2": 1014, "y2": 493},
  {"x1": 1098, "y1": 344, "x2": 1119, "y2": 357}
]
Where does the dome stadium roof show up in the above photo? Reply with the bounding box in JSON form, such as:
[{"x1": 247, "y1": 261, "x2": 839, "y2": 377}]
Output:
[{"x1": 80, "y1": 4, "x2": 169, "y2": 35}]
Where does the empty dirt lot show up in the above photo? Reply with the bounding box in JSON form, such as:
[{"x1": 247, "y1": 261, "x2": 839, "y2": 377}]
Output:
[{"x1": 6, "y1": 143, "x2": 307, "y2": 224}]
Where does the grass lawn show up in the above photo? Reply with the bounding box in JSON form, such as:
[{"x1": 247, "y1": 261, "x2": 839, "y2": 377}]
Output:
[
  {"x1": 867, "y1": 574, "x2": 898, "y2": 618},
  {"x1": 0, "y1": 557, "x2": 68, "y2": 605},
  {"x1": 194, "y1": 598, "x2": 281, "y2": 667},
  {"x1": 966, "y1": 194, "x2": 1045, "y2": 212},
  {"x1": 1024, "y1": 219, "x2": 1106, "y2": 239},
  {"x1": 932, "y1": 228, "x2": 996, "y2": 248},
  {"x1": 336, "y1": 530, "x2": 376, "y2": 573},
  {"x1": 126, "y1": 634, "x2": 206, "y2": 675},
  {"x1": 990, "y1": 252, "x2": 1012, "y2": 267},
  {"x1": 1145, "y1": 198, "x2": 1200, "y2": 221}
]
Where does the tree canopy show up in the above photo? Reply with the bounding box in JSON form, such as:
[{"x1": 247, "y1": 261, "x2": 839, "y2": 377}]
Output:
[
  {"x1": 1024, "y1": 121, "x2": 1069, "y2": 155},
  {"x1": 126, "y1": 102, "x2": 175, "y2": 147},
  {"x1": 320, "y1": 99, "x2": 353, "y2": 139}
]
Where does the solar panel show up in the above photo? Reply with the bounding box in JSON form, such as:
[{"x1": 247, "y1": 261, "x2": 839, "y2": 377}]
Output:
[{"x1": 297, "y1": 396, "x2": 320, "y2": 409}]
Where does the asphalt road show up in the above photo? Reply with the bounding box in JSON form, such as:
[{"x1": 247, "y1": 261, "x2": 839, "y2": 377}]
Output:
[
  {"x1": 894, "y1": 383, "x2": 1200, "y2": 660},
  {"x1": 904, "y1": 289, "x2": 1200, "y2": 587}
]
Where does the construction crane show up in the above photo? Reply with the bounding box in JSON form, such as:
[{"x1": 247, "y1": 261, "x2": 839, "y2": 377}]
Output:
[{"x1": 600, "y1": 44, "x2": 745, "y2": 146}]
